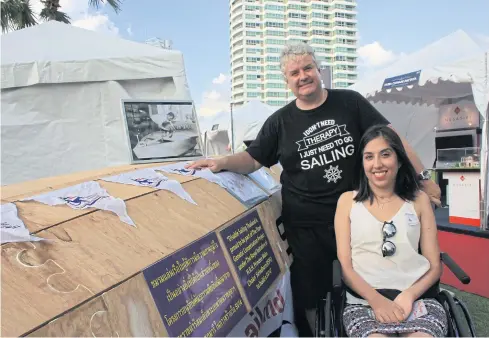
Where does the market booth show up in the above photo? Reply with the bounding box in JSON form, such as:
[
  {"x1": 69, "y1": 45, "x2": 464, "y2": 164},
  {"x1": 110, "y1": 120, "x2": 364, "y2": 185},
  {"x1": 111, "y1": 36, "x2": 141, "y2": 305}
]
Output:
[
  {"x1": 1, "y1": 21, "x2": 194, "y2": 186},
  {"x1": 0, "y1": 161, "x2": 296, "y2": 337},
  {"x1": 349, "y1": 30, "x2": 489, "y2": 298}
]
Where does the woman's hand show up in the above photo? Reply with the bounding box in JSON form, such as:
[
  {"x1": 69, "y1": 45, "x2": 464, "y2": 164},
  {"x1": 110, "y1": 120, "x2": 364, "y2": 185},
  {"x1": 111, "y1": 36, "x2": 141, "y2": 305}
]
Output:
[
  {"x1": 369, "y1": 294, "x2": 405, "y2": 323},
  {"x1": 394, "y1": 291, "x2": 415, "y2": 320}
]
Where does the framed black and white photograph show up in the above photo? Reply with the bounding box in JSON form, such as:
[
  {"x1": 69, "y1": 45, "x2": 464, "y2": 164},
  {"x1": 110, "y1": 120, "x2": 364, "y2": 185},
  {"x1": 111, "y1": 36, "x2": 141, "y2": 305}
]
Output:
[{"x1": 121, "y1": 99, "x2": 203, "y2": 163}]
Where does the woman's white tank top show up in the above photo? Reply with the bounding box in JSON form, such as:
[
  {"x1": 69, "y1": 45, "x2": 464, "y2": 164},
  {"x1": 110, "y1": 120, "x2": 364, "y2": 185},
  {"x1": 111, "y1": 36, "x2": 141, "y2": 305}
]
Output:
[{"x1": 346, "y1": 195, "x2": 431, "y2": 305}]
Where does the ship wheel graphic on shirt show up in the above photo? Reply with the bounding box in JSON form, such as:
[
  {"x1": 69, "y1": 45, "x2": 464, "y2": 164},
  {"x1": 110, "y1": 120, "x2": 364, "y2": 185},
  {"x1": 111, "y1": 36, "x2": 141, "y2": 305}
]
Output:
[{"x1": 323, "y1": 165, "x2": 343, "y2": 183}]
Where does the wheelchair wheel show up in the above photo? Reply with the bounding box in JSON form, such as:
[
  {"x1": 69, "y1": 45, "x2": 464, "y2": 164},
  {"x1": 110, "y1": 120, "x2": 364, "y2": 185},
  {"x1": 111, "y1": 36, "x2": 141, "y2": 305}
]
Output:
[{"x1": 439, "y1": 289, "x2": 476, "y2": 337}]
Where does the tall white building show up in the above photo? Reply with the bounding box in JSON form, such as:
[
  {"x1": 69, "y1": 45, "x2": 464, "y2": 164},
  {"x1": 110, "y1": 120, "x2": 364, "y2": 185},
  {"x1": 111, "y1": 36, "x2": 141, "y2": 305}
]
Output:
[{"x1": 230, "y1": 0, "x2": 358, "y2": 108}]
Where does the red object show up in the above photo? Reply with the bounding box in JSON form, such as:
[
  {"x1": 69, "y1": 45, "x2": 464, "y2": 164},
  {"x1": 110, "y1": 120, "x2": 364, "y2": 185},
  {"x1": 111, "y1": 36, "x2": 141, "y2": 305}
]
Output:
[
  {"x1": 438, "y1": 230, "x2": 489, "y2": 298},
  {"x1": 448, "y1": 216, "x2": 480, "y2": 227}
]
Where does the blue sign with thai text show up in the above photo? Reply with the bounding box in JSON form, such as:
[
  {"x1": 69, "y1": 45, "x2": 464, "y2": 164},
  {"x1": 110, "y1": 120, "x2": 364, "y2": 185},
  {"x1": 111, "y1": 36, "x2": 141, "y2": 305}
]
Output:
[
  {"x1": 220, "y1": 209, "x2": 281, "y2": 308},
  {"x1": 143, "y1": 232, "x2": 247, "y2": 337},
  {"x1": 382, "y1": 70, "x2": 421, "y2": 89}
]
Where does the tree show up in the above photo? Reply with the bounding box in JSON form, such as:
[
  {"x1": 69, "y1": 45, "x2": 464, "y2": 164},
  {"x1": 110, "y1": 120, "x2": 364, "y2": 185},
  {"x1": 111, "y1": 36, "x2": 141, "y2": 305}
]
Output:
[
  {"x1": 1, "y1": 0, "x2": 122, "y2": 33},
  {"x1": 1, "y1": 0, "x2": 38, "y2": 33}
]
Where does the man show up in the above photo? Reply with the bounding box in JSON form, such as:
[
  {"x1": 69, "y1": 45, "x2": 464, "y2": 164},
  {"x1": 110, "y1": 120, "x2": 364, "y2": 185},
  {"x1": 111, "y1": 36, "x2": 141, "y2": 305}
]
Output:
[{"x1": 187, "y1": 42, "x2": 441, "y2": 334}]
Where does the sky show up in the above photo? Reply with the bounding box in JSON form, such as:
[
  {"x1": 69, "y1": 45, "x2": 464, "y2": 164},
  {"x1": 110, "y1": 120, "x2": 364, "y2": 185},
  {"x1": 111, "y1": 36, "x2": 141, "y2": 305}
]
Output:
[{"x1": 25, "y1": 0, "x2": 489, "y2": 120}]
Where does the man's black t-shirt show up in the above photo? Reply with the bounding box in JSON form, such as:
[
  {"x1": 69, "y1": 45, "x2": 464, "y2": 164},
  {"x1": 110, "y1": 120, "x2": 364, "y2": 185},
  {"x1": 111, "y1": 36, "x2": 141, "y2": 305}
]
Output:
[{"x1": 246, "y1": 89, "x2": 390, "y2": 228}]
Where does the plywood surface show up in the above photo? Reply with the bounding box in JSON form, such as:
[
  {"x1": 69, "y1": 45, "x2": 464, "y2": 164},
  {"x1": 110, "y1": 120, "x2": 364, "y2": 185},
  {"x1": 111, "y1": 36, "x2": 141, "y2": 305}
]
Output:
[
  {"x1": 27, "y1": 273, "x2": 167, "y2": 337},
  {"x1": 1, "y1": 178, "x2": 246, "y2": 337}
]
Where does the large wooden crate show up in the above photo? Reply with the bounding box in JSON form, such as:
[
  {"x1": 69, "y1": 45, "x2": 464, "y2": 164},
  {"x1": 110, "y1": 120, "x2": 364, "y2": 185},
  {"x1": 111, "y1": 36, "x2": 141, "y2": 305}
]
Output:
[{"x1": 1, "y1": 162, "x2": 289, "y2": 337}]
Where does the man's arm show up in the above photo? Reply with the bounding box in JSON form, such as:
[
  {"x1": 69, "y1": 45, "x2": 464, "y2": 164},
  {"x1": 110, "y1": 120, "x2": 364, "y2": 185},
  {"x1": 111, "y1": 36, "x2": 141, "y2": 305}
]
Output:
[
  {"x1": 186, "y1": 151, "x2": 262, "y2": 174},
  {"x1": 220, "y1": 152, "x2": 263, "y2": 174}
]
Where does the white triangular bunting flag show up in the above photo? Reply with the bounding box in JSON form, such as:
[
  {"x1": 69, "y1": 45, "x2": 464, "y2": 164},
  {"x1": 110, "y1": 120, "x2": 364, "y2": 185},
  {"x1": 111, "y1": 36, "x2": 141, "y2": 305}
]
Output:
[
  {"x1": 1, "y1": 203, "x2": 45, "y2": 244},
  {"x1": 101, "y1": 168, "x2": 196, "y2": 205},
  {"x1": 22, "y1": 181, "x2": 136, "y2": 227},
  {"x1": 154, "y1": 162, "x2": 225, "y2": 188}
]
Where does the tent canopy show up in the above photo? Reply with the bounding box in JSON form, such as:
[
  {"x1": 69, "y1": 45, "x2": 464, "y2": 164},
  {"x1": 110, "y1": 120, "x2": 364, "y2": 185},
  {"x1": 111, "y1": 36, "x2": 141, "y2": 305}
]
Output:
[
  {"x1": 350, "y1": 29, "x2": 488, "y2": 229},
  {"x1": 351, "y1": 30, "x2": 488, "y2": 115},
  {"x1": 1, "y1": 21, "x2": 187, "y2": 89},
  {"x1": 1, "y1": 22, "x2": 192, "y2": 185}
]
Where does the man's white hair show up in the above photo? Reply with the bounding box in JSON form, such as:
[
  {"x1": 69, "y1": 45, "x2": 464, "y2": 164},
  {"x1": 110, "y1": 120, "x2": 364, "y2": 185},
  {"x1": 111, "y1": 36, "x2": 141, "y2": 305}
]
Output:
[{"x1": 280, "y1": 42, "x2": 319, "y2": 75}]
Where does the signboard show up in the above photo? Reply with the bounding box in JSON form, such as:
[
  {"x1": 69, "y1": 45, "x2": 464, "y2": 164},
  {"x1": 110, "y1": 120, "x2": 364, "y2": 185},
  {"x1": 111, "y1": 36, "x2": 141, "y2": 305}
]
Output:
[
  {"x1": 382, "y1": 70, "x2": 421, "y2": 89},
  {"x1": 438, "y1": 101, "x2": 480, "y2": 131},
  {"x1": 143, "y1": 232, "x2": 247, "y2": 337},
  {"x1": 220, "y1": 210, "x2": 281, "y2": 308},
  {"x1": 444, "y1": 172, "x2": 481, "y2": 227},
  {"x1": 227, "y1": 270, "x2": 297, "y2": 337}
]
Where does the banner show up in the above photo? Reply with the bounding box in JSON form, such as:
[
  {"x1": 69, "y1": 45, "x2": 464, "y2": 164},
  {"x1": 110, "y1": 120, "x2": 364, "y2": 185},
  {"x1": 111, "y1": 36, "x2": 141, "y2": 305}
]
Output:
[
  {"x1": 22, "y1": 181, "x2": 135, "y2": 226},
  {"x1": 156, "y1": 162, "x2": 268, "y2": 208},
  {"x1": 382, "y1": 70, "x2": 421, "y2": 89},
  {"x1": 102, "y1": 168, "x2": 196, "y2": 205},
  {"x1": 1, "y1": 203, "x2": 45, "y2": 244},
  {"x1": 227, "y1": 269, "x2": 298, "y2": 337}
]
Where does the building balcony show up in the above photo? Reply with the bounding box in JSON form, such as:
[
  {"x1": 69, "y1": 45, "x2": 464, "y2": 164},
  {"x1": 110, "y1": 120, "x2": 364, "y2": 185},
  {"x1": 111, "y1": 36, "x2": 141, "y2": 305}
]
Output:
[
  {"x1": 231, "y1": 11, "x2": 243, "y2": 21},
  {"x1": 231, "y1": 34, "x2": 244, "y2": 43},
  {"x1": 335, "y1": 17, "x2": 358, "y2": 23},
  {"x1": 233, "y1": 87, "x2": 245, "y2": 94}
]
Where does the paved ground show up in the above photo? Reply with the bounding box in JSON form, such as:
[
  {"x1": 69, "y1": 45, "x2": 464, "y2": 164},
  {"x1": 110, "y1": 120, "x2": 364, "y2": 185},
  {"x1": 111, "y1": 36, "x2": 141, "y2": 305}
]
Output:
[{"x1": 442, "y1": 284, "x2": 489, "y2": 336}]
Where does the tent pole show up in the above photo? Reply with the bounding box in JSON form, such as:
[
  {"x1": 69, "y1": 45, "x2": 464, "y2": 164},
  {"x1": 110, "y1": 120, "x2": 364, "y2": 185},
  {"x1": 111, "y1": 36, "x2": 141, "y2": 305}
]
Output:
[
  {"x1": 482, "y1": 110, "x2": 488, "y2": 231},
  {"x1": 483, "y1": 52, "x2": 489, "y2": 231},
  {"x1": 204, "y1": 131, "x2": 208, "y2": 158}
]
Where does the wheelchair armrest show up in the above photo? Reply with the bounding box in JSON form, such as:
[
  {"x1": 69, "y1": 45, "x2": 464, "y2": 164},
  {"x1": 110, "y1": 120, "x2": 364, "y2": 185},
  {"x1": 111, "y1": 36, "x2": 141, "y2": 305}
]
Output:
[
  {"x1": 332, "y1": 260, "x2": 342, "y2": 290},
  {"x1": 440, "y1": 252, "x2": 471, "y2": 284}
]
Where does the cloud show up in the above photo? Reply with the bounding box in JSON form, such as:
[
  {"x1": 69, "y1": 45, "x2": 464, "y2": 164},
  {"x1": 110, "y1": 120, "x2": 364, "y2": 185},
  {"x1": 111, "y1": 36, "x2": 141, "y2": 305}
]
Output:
[
  {"x1": 357, "y1": 41, "x2": 401, "y2": 68},
  {"x1": 204, "y1": 90, "x2": 221, "y2": 100},
  {"x1": 72, "y1": 13, "x2": 119, "y2": 35},
  {"x1": 212, "y1": 73, "x2": 228, "y2": 85},
  {"x1": 126, "y1": 24, "x2": 133, "y2": 36},
  {"x1": 197, "y1": 73, "x2": 231, "y2": 117},
  {"x1": 29, "y1": 0, "x2": 120, "y2": 35}
]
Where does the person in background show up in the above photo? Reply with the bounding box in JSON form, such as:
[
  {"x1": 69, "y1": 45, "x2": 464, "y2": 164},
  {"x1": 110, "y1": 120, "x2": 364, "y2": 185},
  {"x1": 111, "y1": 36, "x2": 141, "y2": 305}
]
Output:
[
  {"x1": 334, "y1": 125, "x2": 447, "y2": 337},
  {"x1": 186, "y1": 42, "x2": 441, "y2": 335}
]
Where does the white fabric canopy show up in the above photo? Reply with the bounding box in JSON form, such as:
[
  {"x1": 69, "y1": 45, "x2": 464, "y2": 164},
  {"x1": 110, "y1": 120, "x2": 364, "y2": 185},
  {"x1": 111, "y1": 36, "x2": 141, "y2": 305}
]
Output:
[
  {"x1": 1, "y1": 22, "x2": 193, "y2": 185},
  {"x1": 349, "y1": 29, "x2": 489, "y2": 229}
]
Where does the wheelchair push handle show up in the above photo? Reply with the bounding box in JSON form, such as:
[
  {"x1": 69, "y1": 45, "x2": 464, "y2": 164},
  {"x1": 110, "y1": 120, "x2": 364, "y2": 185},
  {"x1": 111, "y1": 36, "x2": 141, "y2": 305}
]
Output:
[
  {"x1": 440, "y1": 252, "x2": 471, "y2": 285},
  {"x1": 332, "y1": 260, "x2": 343, "y2": 290}
]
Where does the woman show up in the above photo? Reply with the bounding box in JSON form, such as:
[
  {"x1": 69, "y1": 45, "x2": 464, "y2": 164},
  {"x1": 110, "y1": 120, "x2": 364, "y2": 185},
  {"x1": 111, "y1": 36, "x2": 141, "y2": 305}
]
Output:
[{"x1": 334, "y1": 125, "x2": 448, "y2": 337}]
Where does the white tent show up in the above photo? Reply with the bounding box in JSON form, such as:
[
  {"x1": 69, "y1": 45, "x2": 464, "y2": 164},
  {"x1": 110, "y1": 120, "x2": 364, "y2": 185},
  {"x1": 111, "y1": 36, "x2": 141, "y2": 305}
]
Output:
[
  {"x1": 349, "y1": 30, "x2": 489, "y2": 229},
  {"x1": 1, "y1": 21, "x2": 193, "y2": 185},
  {"x1": 198, "y1": 111, "x2": 231, "y2": 156},
  {"x1": 229, "y1": 100, "x2": 276, "y2": 152}
]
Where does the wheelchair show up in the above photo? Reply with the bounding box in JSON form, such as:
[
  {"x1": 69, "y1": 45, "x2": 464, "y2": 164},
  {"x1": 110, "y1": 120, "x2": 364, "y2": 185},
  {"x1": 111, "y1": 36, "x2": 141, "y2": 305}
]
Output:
[{"x1": 314, "y1": 253, "x2": 477, "y2": 337}]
